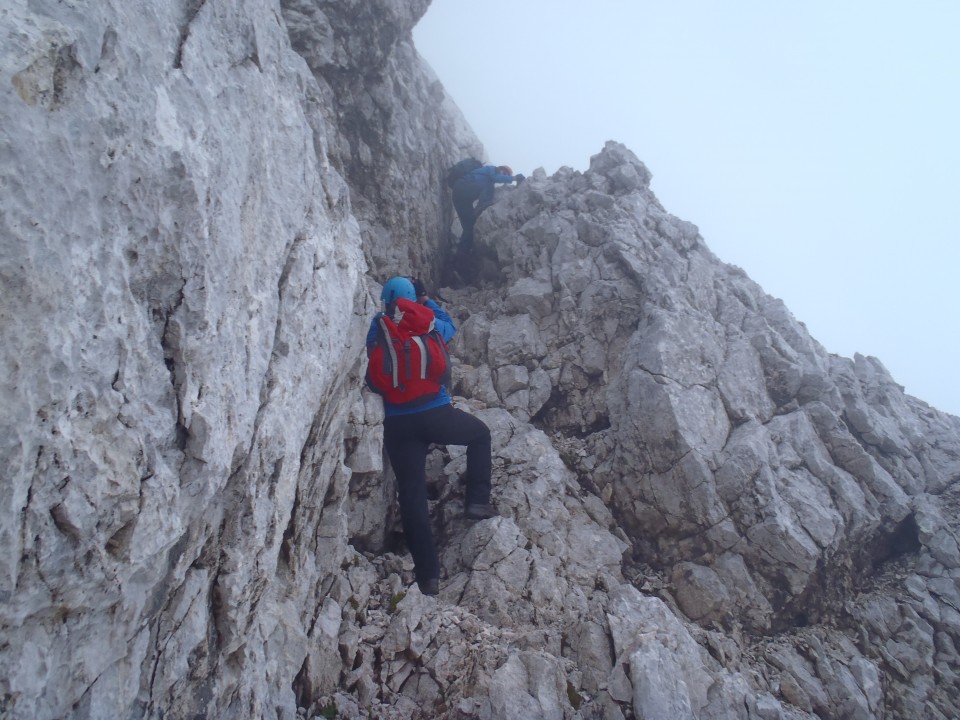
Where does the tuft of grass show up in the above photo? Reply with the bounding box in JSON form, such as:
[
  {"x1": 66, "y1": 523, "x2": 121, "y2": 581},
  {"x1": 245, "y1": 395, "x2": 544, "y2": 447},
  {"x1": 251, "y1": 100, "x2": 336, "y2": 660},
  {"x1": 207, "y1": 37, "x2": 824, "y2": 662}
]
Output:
[
  {"x1": 567, "y1": 681, "x2": 582, "y2": 710},
  {"x1": 388, "y1": 591, "x2": 406, "y2": 613},
  {"x1": 559, "y1": 450, "x2": 578, "y2": 470},
  {"x1": 318, "y1": 701, "x2": 337, "y2": 718}
]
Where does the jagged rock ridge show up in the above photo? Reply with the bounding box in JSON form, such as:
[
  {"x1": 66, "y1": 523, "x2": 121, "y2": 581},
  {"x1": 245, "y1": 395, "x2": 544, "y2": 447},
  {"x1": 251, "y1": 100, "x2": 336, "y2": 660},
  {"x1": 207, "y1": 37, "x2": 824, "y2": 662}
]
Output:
[{"x1": 2, "y1": 1, "x2": 959, "y2": 719}]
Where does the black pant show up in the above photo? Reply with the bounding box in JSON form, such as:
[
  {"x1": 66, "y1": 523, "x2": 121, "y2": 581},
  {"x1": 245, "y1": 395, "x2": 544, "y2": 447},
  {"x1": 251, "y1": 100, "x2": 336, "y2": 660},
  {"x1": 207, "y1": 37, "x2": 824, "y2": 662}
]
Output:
[
  {"x1": 452, "y1": 180, "x2": 494, "y2": 248},
  {"x1": 383, "y1": 403, "x2": 492, "y2": 583}
]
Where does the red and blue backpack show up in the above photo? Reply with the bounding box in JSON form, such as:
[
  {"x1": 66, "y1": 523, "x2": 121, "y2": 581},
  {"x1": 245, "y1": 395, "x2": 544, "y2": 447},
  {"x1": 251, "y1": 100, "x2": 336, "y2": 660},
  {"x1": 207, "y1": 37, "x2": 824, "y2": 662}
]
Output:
[{"x1": 366, "y1": 298, "x2": 451, "y2": 408}]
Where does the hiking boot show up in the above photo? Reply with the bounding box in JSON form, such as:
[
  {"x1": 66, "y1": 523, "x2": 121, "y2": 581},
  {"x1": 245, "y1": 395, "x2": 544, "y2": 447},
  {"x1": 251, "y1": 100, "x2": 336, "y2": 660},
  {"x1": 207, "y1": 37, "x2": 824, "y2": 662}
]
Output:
[
  {"x1": 417, "y1": 578, "x2": 439, "y2": 596},
  {"x1": 464, "y1": 502, "x2": 497, "y2": 520}
]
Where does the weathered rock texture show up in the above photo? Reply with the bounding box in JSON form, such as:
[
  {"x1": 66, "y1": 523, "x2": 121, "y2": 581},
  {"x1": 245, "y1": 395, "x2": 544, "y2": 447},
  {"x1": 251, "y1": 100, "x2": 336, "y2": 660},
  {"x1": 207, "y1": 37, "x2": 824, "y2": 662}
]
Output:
[{"x1": 2, "y1": 1, "x2": 959, "y2": 719}]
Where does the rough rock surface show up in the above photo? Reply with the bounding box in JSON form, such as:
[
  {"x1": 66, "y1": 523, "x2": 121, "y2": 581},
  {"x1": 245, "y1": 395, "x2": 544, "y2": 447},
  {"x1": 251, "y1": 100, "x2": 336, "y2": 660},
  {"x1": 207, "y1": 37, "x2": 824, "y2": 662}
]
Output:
[{"x1": 2, "y1": 1, "x2": 960, "y2": 719}]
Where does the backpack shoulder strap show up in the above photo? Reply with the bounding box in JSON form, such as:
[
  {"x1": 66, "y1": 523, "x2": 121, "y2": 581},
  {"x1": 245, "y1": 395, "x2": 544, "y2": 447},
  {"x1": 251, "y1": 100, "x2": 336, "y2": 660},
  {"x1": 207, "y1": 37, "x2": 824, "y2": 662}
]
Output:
[
  {"x1": 410, "y1": 335, "x2": 428, "y2": 378},
  {"x1": 377, "y1": 315, "x2": 401, "y2": 388}
]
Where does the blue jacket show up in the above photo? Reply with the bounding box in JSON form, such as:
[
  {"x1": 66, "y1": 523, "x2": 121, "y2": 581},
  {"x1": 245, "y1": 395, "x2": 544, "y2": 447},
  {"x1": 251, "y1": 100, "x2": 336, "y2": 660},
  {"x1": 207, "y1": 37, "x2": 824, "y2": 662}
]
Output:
[
  {"x1": 460, "y1": 165, "x2": 515, "y2": 187},
  {"x1": 366, "y1": 298, "x2": 456, "y2": 416}
]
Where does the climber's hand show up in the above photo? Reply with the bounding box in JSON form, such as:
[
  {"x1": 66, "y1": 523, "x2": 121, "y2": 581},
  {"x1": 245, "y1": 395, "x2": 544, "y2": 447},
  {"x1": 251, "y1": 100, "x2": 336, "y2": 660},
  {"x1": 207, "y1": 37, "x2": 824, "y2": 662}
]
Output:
[{"x1": 411, "y1": 277, "x2": 428, "y2": 301}]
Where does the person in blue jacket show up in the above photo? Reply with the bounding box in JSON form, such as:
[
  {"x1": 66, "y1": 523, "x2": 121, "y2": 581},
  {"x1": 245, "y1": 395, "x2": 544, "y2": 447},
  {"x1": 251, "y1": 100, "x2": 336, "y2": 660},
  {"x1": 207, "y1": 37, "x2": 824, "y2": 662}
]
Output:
[
  {"x1": 366, "y1": 276, "x2": 495, "y2": 596},
  {"x1": 451, "y1": 164, "x2": 523, "y2": 248}
]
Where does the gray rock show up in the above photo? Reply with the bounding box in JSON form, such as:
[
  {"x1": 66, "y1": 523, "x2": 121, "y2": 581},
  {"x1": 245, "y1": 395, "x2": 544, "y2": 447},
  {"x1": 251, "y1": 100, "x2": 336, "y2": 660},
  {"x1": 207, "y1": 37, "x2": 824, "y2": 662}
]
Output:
[{"x1": 4, "y1": 2, "x2": 960, "y2": 719}]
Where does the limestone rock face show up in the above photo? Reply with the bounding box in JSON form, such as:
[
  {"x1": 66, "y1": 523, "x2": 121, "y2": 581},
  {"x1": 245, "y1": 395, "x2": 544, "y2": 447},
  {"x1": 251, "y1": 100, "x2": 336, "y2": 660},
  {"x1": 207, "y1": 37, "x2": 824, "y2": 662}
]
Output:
[
  {"x1": 0, "y1": 0, "x2": 470, "y2": 717},
  {"x1": 279, "y1": 0, "x2": 481, "y2": 286},
  {"x1": 3, "y1": 1, "x2": 960, "y2": 720}
]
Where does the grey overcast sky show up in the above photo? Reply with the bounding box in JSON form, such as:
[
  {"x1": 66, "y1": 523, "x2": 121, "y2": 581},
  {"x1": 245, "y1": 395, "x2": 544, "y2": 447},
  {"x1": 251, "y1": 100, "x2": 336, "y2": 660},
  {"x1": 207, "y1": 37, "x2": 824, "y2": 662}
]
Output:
[{"x1": 413, "y1": 1, "x2": 960, "y2": 417}]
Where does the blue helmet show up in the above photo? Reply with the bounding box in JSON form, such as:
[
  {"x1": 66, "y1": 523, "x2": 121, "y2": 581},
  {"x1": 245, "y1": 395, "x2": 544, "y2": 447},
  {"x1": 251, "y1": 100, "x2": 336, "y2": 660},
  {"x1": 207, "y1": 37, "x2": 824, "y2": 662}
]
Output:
[{"x1": 381, "y1": 276, "x2": 416, "y2": 309}]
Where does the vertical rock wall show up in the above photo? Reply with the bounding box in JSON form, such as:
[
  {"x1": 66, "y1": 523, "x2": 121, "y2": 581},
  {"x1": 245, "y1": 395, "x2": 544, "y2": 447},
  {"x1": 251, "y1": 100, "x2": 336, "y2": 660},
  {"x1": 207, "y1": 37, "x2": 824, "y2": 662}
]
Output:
[
  {"x1": 279, "y1": 0, "x2": 484, "y2": 285},
  {"x1": 2, "y1": 0, "x2": 487, "y2": 716},
  {"x1": 1, "y1": 0, "x2": 371, "y2": 716}
]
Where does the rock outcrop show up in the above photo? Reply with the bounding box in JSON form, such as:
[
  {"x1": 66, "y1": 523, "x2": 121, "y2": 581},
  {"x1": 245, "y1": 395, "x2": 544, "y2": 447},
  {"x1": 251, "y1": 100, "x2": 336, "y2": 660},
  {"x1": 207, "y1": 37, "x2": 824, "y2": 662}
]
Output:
[
  {"x1": 430, "y1": 145, "x2": 960, "y2": 719},
  {"x1": 2, "y1": 1, "x2": 959, "y2": 719}
]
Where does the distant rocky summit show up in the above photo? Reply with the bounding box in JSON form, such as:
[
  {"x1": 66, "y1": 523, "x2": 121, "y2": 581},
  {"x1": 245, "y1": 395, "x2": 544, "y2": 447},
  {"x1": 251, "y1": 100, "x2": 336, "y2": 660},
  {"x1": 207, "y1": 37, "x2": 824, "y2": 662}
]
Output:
[{"x1": 2, "y1": 1, "x2": 959, "y2": 719}]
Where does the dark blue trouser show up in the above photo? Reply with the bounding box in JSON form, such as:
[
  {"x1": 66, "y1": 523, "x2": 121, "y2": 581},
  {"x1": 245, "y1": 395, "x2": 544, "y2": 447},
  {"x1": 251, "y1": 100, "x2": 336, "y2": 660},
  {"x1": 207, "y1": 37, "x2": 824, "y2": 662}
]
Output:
[
  {"x1": 452, "y1": 179, "x2": 495, "y2": 248},
  {"x1": 383, "y1": 403, "x2": 492, "y2": 582}
]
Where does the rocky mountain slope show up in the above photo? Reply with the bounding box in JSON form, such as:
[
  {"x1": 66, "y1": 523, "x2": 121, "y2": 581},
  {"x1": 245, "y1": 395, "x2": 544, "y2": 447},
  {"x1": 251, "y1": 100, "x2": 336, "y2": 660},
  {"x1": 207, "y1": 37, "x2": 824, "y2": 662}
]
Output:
[{"x1": 2, "y1": 1, "x2": 959, "y2": 719}]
